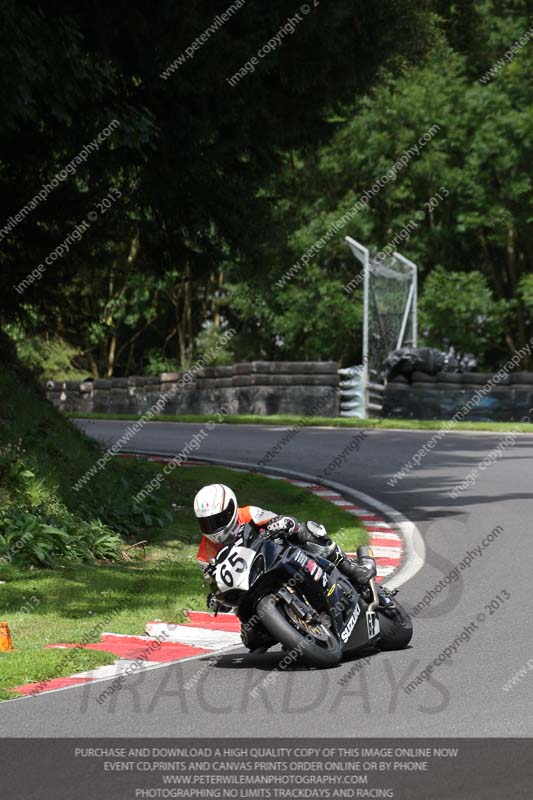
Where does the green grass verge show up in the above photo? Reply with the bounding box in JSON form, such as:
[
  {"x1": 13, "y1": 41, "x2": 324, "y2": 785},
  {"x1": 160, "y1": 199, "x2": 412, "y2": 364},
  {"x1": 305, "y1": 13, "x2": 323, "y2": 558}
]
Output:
[
  {"x1": 68, "y1": 411, "x2": 533, "y2": 433},
  {"x1": 0, "y1": 462, "x2": 367, "y2": 700},
  {"x1": 0, "y1": 366, "x2": 189, "y2": 543}
]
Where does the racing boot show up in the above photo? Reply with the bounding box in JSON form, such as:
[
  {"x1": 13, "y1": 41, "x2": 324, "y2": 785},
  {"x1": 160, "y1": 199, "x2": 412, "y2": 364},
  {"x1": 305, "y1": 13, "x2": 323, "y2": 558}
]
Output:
[
  {"x1": 332, "y1": 544, "x2": 377, "y2": 587},
  {"x1": 290, "y1": 520, "x2": 377, "y2": 588}
]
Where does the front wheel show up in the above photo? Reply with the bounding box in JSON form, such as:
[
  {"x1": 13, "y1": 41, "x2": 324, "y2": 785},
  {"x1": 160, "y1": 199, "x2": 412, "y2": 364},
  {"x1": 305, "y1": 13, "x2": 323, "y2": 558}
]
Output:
[
  {"x1": 377, "y1": 599, "x2": 413, "y2": 650},
  {"x1": 257, "y1": 594, "x2": 342, "y2": 669}
]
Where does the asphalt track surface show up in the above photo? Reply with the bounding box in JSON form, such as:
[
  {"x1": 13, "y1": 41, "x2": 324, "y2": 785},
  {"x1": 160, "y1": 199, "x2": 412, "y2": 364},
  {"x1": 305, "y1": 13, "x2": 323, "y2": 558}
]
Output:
[{"x1": 1, "y1": 419, "x2": 532, "y2": 738}]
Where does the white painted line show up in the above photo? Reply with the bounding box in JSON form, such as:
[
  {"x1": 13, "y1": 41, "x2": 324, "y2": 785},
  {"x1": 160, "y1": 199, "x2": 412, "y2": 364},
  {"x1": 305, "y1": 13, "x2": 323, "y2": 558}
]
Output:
[
  {"x1": 376, "y1": 566, "x2": 397, "y2": 577},
  {"x1": 145, "y1": 622, "x2": 241, "y2": 649},
  {"x1": 4, "y1": 646, "x2": 242, "y2": 705},
  {"x1": 73, "y1": 660, "x2": 145, "y2": 680},
  {"x1": 369, "y1": 545, "x2": 402, "y2": 558},
  {"x1": 101, "y1": 631, "x2": 153, "y2": 641},
  {"x1": 367, "y1": 531, "x2": 402, "y2": 542},
  {"x1": 365, "y1": 523, "x2": 394, "y2": 530}
]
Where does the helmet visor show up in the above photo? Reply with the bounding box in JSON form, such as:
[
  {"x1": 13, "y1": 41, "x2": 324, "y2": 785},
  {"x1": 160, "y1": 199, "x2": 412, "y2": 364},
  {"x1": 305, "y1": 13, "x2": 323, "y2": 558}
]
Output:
[{"x1": 198, "y1": 499, "x2": 236, "y2": 538}]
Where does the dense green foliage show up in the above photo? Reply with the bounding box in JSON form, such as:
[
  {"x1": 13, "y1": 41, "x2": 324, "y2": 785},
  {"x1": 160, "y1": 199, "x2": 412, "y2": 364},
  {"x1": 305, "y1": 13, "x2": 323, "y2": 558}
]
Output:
[
  {"x1": 257, "y1": 2, "x2": 533, "y2": 369},
  {"x1": 2, "y1": 1, "x2": 531, "y2": 374},
  {"x1": 0, "y1": 331, "x2": 175, "y2": 565},
  {"x1": 1, "y1": 0, "x2": 433, "y2": 374}
]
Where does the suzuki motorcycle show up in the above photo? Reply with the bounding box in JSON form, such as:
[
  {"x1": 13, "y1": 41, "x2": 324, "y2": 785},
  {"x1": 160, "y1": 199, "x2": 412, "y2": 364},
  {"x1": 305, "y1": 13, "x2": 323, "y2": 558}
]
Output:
[{"x1": 205, "y1": 522, "x2": 413, "y2": 668}]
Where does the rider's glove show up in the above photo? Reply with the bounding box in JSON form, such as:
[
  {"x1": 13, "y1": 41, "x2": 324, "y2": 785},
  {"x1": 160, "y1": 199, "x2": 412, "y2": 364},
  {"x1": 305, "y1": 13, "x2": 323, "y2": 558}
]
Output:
[
  {"x1": 200, "y1": 561, "x2": 216, "y2": 581},
  {"x1": 265, "y1": 515, "x2": 299, "y2": 536},
  {"x1": 206, "y1": 592, "x2": 232, "y2": 614}
]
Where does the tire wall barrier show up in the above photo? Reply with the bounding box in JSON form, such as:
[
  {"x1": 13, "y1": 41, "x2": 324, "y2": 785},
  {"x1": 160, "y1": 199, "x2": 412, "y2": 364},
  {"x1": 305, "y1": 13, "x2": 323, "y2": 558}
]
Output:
[
  {"x1": 44, "y1": 362, "x2": 340, "y2": 418},
  {"x1": 383, "y1": 371, "x2": 533, "y2": 421}
]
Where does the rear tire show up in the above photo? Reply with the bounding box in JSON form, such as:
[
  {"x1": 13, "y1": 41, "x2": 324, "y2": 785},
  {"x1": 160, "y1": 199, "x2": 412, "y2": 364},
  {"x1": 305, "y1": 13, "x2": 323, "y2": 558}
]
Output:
[
  {"x1": 257, "y1": 594, "x2": 342, "y2": 669},
  {"x1": 378, "y1": 600, "x2": 413, "y2": 650}
]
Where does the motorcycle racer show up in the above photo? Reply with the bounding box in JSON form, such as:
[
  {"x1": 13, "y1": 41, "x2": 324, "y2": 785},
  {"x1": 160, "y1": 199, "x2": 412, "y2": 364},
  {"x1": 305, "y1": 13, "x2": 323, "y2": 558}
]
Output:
[{"x1": 194, "y1": 483, "x2": 377, "y2": 648}]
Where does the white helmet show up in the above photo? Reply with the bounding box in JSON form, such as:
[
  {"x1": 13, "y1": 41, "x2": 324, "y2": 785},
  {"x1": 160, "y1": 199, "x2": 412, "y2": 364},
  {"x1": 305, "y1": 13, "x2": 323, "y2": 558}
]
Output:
[{"x1": 194, "y1": 483, "x2": 238, "y2": 544}]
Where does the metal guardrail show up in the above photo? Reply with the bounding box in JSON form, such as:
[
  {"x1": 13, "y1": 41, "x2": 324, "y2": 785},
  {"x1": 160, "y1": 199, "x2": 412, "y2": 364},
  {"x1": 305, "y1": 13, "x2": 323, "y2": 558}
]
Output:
[
  {"x1": 338, "y1": 367, "x2": 385, "y2": 418},
  {"x1": 368, "y1": 380, "x2": 385, "y2": 417},
  {"x1": 338, "y1": 366, "x2": 365, "y2": 418}
]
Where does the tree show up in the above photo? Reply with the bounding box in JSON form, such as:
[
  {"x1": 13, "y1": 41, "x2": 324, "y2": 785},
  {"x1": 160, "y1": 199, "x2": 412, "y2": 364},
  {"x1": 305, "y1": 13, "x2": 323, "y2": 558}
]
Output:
[
  {"x1": 254, "y1": 4, "x2": 533, "y2": 368},
  {"x1": 419, "y1": 267, "x2": 506, "y2": 366},
  {"x1": 1, "y1": 0, "x2": 435, "y2": 373}
]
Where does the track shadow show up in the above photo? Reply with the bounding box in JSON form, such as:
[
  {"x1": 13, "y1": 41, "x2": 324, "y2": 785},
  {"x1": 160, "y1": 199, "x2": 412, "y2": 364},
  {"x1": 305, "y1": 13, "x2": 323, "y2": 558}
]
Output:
[{"x1": 209, "y1": 646, "x2": 383, "y2": 673}]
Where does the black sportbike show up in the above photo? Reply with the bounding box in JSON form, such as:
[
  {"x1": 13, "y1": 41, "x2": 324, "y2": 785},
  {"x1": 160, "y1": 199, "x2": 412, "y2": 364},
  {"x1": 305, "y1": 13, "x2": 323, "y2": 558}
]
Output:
[{"x1": 205, "y1": 522, "x2": 413, "y2": 668}]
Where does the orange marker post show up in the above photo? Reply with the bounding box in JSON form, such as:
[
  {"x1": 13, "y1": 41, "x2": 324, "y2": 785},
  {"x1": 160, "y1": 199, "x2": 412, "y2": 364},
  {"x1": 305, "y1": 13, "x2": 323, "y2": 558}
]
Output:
[{"x1": 0, "y1": 622, "x2": 13, "y2": 652}]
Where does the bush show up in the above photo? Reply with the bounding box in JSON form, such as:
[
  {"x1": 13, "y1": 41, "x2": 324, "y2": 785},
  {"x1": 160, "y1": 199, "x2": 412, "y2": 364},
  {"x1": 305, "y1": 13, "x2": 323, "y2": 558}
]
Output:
[
  {"x1": 0, "y1": 508, "x2": 122, "y2": 567},
  {"x1": 5, "y1": 324, "x2": 87, "y2": 380},
  {"x1": 0, "y1": 357, "x2": 177, "y2": 571},
  {"x1": 192, "y1": 322, "x2": 235, "y2": 366},
  {"x1": 143, "y1": 350, "x2": 179, "y2": 376}
]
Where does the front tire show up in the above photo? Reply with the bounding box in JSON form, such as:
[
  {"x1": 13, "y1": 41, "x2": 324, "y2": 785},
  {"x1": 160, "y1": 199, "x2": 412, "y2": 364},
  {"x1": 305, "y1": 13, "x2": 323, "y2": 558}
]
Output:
[
  {"x1": 257, "y1": 594, "x2": 342, "y2": 669},
  {"x1": 378, "y1": 599, "x2": 413, "y2": 650}
]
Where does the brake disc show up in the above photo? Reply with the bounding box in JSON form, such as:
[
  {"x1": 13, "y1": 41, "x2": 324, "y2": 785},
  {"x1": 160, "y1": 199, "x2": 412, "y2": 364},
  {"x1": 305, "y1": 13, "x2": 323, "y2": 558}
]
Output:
[{"x1": 285, "y1": 604, "x2": 328, "y2": 641}]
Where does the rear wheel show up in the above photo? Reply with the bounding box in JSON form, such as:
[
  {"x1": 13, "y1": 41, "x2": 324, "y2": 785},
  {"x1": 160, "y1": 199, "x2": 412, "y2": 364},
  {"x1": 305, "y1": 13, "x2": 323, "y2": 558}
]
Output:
[
  {"x1": 257, "y1": 594, "x2": 342, "y2": 669},
  {"x1": 378, "y1": 599, "x2": 413, "y2": 650}
]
